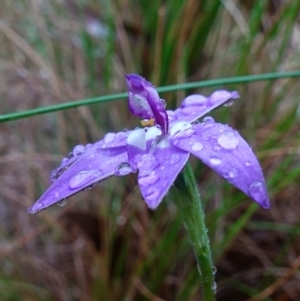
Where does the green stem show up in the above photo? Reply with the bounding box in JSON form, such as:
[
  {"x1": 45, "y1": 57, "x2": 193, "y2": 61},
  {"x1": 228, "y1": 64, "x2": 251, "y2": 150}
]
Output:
[
  {"x1": 1, "y1": 70, "x2": 300, "y2": 122},
  {"x1": 173, "y1": 163, "x2": 215, "y2": 301}
]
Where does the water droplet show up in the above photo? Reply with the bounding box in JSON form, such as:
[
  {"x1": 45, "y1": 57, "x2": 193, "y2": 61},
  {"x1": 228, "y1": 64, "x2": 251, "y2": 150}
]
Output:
[
  {"x1": 169, "y1": 154, "x2": 181, "y2": 164},
  {"x1": 138, "y1": 154, "x2": 160, "y2": 171},
  {"x1": 69, "y1": 170, "x2": 102, "y2": 189},
  {"x1": 217, "y1": 130, "x2": 239, "y2": 150},
  {"x1": 54, "y1": 192, "x2": 60, "y2": 199},
  {"x1": 210, "y1": 158, "x2": 221, "y2": 165},
  {"x1": 203, "y1": 116, "x2": 215, "y2": 124},
  {"x1": 212, "y1": 266, "x2": 217, "y2": 275},
  {"x1": 67, "y1": 152, "x2": 74, "y2": 159},
  {"x1": 34, "y1": 203, "x2": 43, "y2": 210},
  {"x1": 115, "y1": 132, "x2": 127, "y2": 141},
  {"x1": 211, "y1": 281, "x2": 217, "y2": 292},
  {"x1": 245, "y1": 161, "x2": 251, "y2": 166},
  {"x1": 73, "y1": 145, "x2": 86, "y2": 156},
  {"x1": 228, "y1": 169, "x2": 237, "y2": 178},
  {"x1": 160, "y1": 98, "x2": 166, "y2": 108},
  {"x1": 209, "y1": 90, "x2": 232, "y2": 105},
  {"x1": 104, "y1": 132, "x2": 116, "y2": 143},
  {"x1": 192, "y1": 142, "x2": 203, "y2": 152},
  {"x1": 181, "y1": 106, "x2": 199, "y2": 116},
  {"x1": 115, "y1": 162, "x2": 133, "y2": 176},
  {"x1": 223, "y1": 99, "x2": 235, "y2": 107},
  {"x1": 123, "y1": 128, "x2": 128, "y2": 132},
  {"x1": 181, "y1": 94, "x2": 207, "y2": 107},
  {"x1": 139, "y1": 171, "x2": 159, "y2": 186},
  {"x1": 248, "y1": 181, "x2": 264, "y2": 200},
  {"x1": 57, "y1": 199, "x2": 67, "y2": 207},
  {"x1": 86, "y1": 143, "x2": 94, "y2": 149},
  {"x1": 170, "y1": 121, "x2": 194, "y2": 138},
  {"x1": 213, "y1": 145, "x2": 221, "y2": 151}
]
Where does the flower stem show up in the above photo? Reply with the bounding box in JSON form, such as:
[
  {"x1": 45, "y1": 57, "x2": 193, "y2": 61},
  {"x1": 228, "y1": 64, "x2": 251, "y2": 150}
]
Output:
[{"x1": 173, "y1": 163, "x2": 215, "y2": 301}]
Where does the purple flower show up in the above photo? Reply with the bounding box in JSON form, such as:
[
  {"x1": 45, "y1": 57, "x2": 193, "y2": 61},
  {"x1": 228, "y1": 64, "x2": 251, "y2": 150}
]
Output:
[{"x1": 28, "y1": 74, "x2": 270, "y2": 214}]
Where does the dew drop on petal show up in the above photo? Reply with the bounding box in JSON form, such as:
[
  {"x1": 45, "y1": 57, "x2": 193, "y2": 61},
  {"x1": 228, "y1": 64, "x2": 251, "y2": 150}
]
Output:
[
  {"x1": 223, "y1": 99, "x2": 235, "y2": 107},
  {"x1": 181, "y1": 106, "x2": 198, "y2": 116},
  {"x1": 248, "y1": 181, "x2": 264, "y2": 200},
  {"x1": 115, "y1": 132, "x2": 127, "y2": 141},
  {"x1": 69, "y1": 170, "x2": 102, "y2": 189},
  {"x1": 67, "y1": 151, "x2": 74, "y2": 159},
  {"x1": 139, "y1": 171, "x2": 159, "y2": 186},
  {"x1": 35, "y1": 203, "x2": 43, "y2": 209},
  {"x1": 191, "y1": 142, "x2": 203, "y2": 152},
  {"x1": 213, "y1": 145, "x2": 221, "y2": 151},
  {"x1": 203, "y1": 116, "x2": 215, "y2": 124},
  {"x1": 217, "y1": 130, "x2": 239, "y2": 150},
  {"x1": 57, "y1": 199, "x2": 67, "y2": 207},
  {"x1": 169, "y1": 154, "x2": 181, "y2": 164},
  {"x1": 210, "y1": 157, "x2": 221, "y2": 165},
  {"x1": 104, "y1": 132, "x2": 116, "y2": 143},
  {"x1": 115, "y1": 162, "x2": 133, "y2": 176},
  {"x1": 138, "y1": 154, "x2": 160, "y2": 170},
  {"x1": 73, "y1": 145, "x2": 86, "y2": 156},
  {"x1": 160, "y1": 98, "x2": 167, "y2": 108},
  {"x1": 228, "y1": 169, "x2": 237, "y2": 178},
  {"x1": 170, "y1": 121, "x2": 194, "y2": 138},
  {"x1": 181, "y1": 95, "x2": 207, "y2": 107},
  {"x1": 245, "y1": 161, "x2": 251, "y2": 166}
]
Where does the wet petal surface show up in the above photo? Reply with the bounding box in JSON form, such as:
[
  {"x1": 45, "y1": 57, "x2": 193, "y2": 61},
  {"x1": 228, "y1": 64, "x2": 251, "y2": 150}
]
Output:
[
  {"x1": 170, "y1": 91, "x2": 239, "y2": 125},
  {"x1": 171, "y1": 122, "x2": 269, "y2": 208},
  {"x1": 28, "y1": 148, "x2": 128, "y2": 214},
  {"x1": 137, "y1": 145, "x2": 189, "y2": 209}
]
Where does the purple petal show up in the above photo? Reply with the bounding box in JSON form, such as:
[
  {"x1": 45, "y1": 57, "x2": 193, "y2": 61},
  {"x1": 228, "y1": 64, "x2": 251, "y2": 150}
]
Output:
[
  {"x1": 28, "y1": 148, "x2": 128, "y2": 214},
  {"x1": 137, "y1": 142, "x2": 190, "y2": 209},
  {"x1": 170, "y1": 121, "x2": 270, "y2": 209},
  {"x1": 125, "y1": 74, "x2": 168, "y2": 133},
  {"x1": 170, "y1": 91, "x2": 239, "y2": 125}
]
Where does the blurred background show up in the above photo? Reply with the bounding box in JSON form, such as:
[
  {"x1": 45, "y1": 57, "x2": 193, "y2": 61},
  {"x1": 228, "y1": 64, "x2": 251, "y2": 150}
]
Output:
[{"x1": 1, "y1": 0, "x2": 300, "y2": 300}]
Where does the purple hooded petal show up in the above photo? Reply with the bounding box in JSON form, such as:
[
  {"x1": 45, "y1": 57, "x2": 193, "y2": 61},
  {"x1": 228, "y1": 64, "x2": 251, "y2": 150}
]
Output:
[
  {"x1": 28, "y1": 148, "x2": 128, "y2": 214},
  {"x1": 125, "y1": 74, "x2": 168, "y2": 134},
  {"x1": 170, "y1": 91, "x2": 239, "y2": 125},
  {"x1": 137, "y1": 142, "x2": 190, "y2": 209},
  {"x1": 170, "y1": 121, "x2": 270, "y2": 209}
]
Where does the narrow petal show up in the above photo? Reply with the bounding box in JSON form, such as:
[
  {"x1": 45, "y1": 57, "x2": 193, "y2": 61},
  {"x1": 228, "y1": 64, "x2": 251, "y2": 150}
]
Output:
[
  {"x1": 28, "y1": 148, "x2": 129, "y2": 214},
  {"x1": 169, "y1": 90, "x2": 239, "y2": 125},
  {"x1": 137, "y1": 143, "x2": 190, "y2": 209},
  {"x1": 170, "y1": 122, "x2": 270, "y2": 208}
]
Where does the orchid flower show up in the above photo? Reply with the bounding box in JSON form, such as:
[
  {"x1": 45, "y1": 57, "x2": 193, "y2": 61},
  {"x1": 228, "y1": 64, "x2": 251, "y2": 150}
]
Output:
[{"x1": 28, "y1": 74, "x2": 270, "y2": 214}]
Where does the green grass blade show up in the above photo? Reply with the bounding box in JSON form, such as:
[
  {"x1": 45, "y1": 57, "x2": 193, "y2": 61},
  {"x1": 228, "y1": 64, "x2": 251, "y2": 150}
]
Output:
[{"x1": 1, "y1": 70, "x2": 300, "y2": 122}]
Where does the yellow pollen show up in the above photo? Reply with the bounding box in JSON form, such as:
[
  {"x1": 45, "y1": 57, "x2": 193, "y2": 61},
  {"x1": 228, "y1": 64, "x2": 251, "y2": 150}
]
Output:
[{"x1": 141, "y1": 118, "x2": 155, "y2": 127}]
